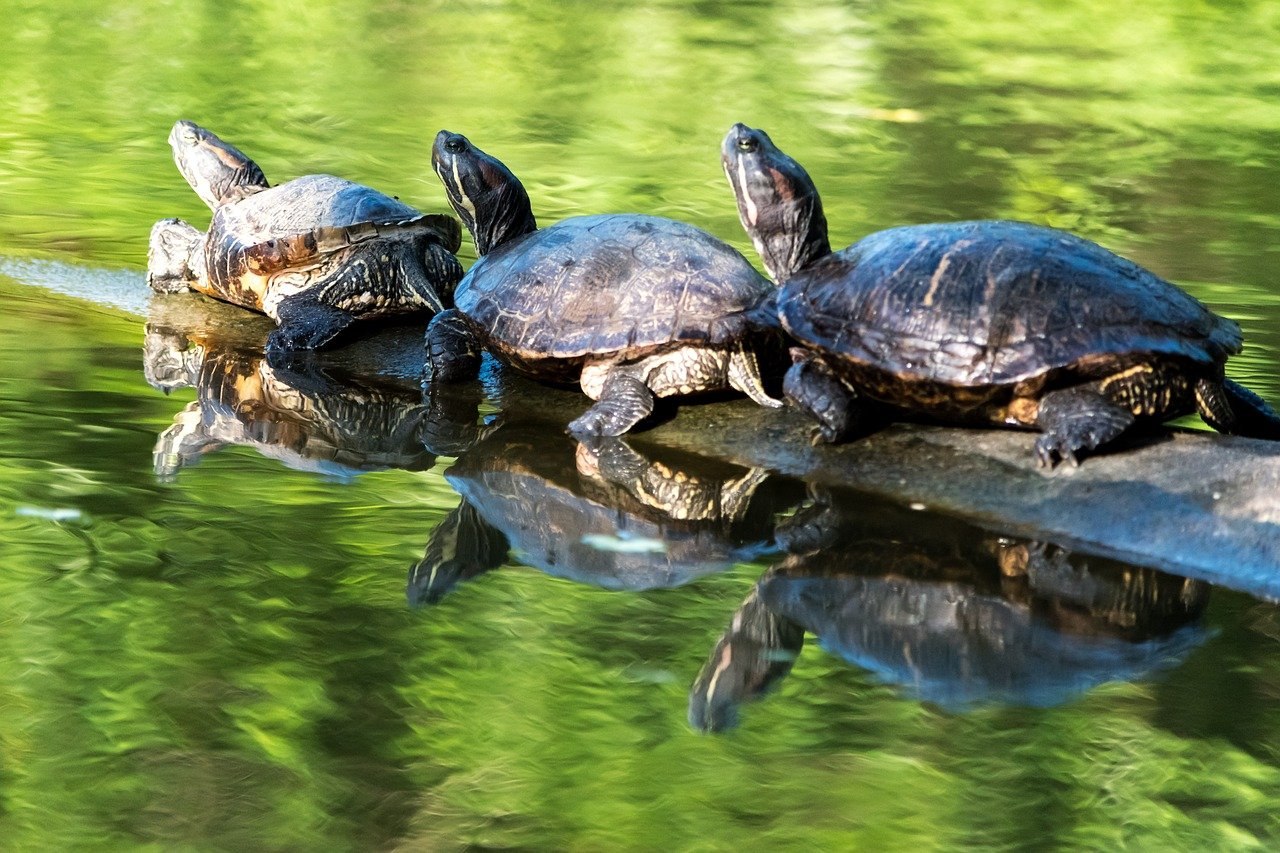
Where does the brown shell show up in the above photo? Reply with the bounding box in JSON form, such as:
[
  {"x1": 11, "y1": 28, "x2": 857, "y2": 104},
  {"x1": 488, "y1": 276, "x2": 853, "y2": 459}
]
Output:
[{"x1": 200, "y1": 175, "x2": 460, "y2": 306}]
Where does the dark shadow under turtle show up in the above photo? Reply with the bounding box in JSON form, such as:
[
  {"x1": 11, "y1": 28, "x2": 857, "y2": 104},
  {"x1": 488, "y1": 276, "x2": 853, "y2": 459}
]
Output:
[
  {"x1": 147, "y1": 120, "x2": 464, "y2": 353},
  {"x1": 423, "y1": 130, "x2": 785, "y2": 438},
  {"x1": 722, "y1": 123, "x2": 1280, "y2": 467},
  {"x1": 688, "y1": 492, "x2": 1209, "y2": 732}
]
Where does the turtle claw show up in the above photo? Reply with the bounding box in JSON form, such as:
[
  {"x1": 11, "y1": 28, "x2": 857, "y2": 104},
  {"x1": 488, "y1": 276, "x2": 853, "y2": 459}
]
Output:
[
  {"x1": 809, "y1": 426, "x2": 840, "y2": 446},
  {"x1": 1033, "y1": 435, "x2": 1079, "y2": 469}
]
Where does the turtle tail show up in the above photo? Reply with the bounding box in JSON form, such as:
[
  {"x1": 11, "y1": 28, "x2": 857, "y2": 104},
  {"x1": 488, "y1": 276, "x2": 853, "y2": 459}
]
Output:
[{"x1": 1196, "y1": 378, "x2": 1280, "y2": 441}]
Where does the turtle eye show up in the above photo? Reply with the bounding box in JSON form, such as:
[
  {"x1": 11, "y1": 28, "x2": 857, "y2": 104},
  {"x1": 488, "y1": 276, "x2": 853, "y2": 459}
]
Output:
[
  {"x1": 181, "y1": 128, "x2": 199, "y2": 145},
  {"x1": 736, "y1": 136, "x2": 758, "y2": 153},
  {"x1": 444, "y1": 137, "x2": 467, "y2": 154}
]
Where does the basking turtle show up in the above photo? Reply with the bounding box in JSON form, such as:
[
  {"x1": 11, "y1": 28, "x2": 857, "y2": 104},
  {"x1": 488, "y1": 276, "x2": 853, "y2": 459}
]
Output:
[
  {"x1": 425, "y1": 130, "x2": 782, "y2": 437},
  {"x1": 407, "y1": 423, "x2": 800, "y2": 606},
  {"x1": 689, "y1": 494, "x2": 1209, "y2": 731},
  {"x1": 721, "y1": 123, "x2": 1280, "y2": 466},
  {"x1": 148, "y1": 120, "x2": 464, "y2": 352}
]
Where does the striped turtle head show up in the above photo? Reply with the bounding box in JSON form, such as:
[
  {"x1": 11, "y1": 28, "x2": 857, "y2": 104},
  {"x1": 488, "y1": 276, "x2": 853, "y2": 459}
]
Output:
[
  {"x1": 721, "y1": 123, "x2": 831, "y2": 283},
  {"x1": 432, "y1": 130, "x2": 537, "y2": 256},
  {"x1": 168, "y1": 120, "x2": 270, "y2": 210}
]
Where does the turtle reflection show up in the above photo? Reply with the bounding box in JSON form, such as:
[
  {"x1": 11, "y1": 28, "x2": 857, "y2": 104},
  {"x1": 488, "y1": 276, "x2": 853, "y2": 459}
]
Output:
[
  {"x1": 690, "y1": 496, "x2": 1209, "y2": 732},
  {"x1": 409, "y1": 425, "x2": 803, "y2": 604},
  {"x1": 143, "y1": 321, "x2": 480, "y2": 480}
]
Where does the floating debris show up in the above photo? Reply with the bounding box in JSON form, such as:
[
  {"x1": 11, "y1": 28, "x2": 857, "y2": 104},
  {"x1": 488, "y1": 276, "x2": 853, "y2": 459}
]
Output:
[
  {"x1": 580, "y1": 533, "x2": 668, "y2": 554},
  {"x1": 16, "y1": 505, "x2": 85, "y2": 523}
]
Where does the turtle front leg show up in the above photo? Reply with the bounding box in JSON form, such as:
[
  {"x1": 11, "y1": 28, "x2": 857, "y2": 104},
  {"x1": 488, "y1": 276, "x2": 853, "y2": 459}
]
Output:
[
  {"x1": 1033, "y1": 386, "x2": 1135, "y2": 468},
  {"x1": 783, "y1": 348, "x2": 862, "y2": 443},
  {"x1": 423, "y1": 309, "x2": 482, "y2": 384},
  {"x1": 568, "y1": 370, "x2": 655, "y2": 438},
  {"x1": 418, "y1": 241, "x2": 465, "y2": 310},
  {"x1": 147, "y1": 218, "x2": 203, "y2": 293},
  {"x1": 267, "y1": 288, "x2": 359, "y2": 353},
  {"x1": 728, "y1": 346, "x2": 784, "y2": 408}
]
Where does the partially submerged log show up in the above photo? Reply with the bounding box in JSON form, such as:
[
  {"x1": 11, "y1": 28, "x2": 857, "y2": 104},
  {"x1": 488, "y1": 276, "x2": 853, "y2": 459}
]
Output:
[{"x1": 9, "y1": 260, "x2": 1280, "y2": 599}]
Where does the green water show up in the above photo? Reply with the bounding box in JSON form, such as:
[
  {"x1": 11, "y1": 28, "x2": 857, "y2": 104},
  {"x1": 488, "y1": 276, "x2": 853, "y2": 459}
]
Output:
[{"x1": 5, "y1": 0, "x2": 1280, "y2": 848}]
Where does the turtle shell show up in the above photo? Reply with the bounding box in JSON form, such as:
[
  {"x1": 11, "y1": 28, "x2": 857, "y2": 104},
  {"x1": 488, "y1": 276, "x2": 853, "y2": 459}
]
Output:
[
  {"x1": 202, "y1": 174, "x2": 460, "y2": 307},
  {"x1": 455, "y1": 214, "x2": 774, "y2": 363},
  {"x1": 781, "y1": 220, "x2": 1242, "y2": 387}
]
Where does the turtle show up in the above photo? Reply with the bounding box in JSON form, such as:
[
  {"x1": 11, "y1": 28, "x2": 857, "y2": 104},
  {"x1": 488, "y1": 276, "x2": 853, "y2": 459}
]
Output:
[
  {"x1": 147, "y1": 120, "x2": 465, "y2": 353},
  {"x1": 720, "y1": 123, "x2": 1280, "y2": 466},
  {"x1": 406, "y1": 422, "x2": 800, "y2": 606},
  {"x1": 424, "y1": 130, "x2": 783, "y2": 437},
  {"x1": 688, "y1": 493, "x2": 1209, "y2": 731}
]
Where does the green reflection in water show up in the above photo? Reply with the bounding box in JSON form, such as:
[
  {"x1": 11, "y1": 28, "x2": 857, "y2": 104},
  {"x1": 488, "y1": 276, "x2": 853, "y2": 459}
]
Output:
[{"x1": 4, "y1": 0, "x2": 1280, "y2": 848}]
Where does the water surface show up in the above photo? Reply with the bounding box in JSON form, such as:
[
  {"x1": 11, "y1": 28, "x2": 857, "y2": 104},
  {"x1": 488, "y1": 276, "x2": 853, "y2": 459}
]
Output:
[{"x1": 4, "y1": 1, "x2": 1280, "y2": 848}]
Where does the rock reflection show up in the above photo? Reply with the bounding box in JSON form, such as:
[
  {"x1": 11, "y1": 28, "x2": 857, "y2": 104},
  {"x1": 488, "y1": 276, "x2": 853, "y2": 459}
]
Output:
[
  {"x1": 409, "y1": 425, "x2": 804, "y2": 604},
  {"x1": 143, "y1": 320, "x2": 481, "y2": 480},
  {"x1": 691, "y1": 494, "x2": 1210, "y2": 731}
]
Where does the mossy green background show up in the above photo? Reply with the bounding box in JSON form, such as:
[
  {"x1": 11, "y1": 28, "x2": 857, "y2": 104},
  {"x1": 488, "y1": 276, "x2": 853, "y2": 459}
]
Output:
[{"x1": 4, "y1": 0, "x2": 1280, "y2": 848}]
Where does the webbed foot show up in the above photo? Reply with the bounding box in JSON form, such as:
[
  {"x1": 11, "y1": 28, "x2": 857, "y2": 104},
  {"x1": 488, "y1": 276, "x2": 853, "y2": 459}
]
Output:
[
  {"x1": 568, "y1": 372, "x2": 655, "y2": 438},
  {"x1": 1034, "y1": 386, "x2": 1135, "y2": 468},
  {"x1": 1197, "y1": 377, "x2": 1280, "y2": 441},
  {"x1": 423, "y1": 309, "x2": 481, "y2": 385},
  {"x1": 783, "y1": 349, "x2": 859, "y2": 443},
  {"x1": 267, "y1": 292, "x2": 358, "y2": 353}
]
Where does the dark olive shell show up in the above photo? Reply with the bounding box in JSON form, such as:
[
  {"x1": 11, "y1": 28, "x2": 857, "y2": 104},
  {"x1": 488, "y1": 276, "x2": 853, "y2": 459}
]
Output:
[
  {"x1": 455, "y1": 214, "x2": 774, "y2": 361},
  {"x1": 780, "y1": 220, "x2": 1242, "y2": 386}
]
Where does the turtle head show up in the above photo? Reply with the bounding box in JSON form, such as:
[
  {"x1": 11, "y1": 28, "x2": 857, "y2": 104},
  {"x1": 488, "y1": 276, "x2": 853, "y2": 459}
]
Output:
[
  {"x1": 722, "y1": 124, "x2": 830, "y2": 283},
  {"x1": 688, "y1": 578, "x2": 805, "y2": 733},
  {"x1": 432, "y1": 131, "x2": 537, "y2": 256},
  {"x1": 168, "y1": 120, "x2": 270, "y2": 211}
]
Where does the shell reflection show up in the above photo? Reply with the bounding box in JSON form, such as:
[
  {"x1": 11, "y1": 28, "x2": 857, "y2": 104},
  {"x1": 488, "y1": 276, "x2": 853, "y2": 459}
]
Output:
[
  {"x1": 690, "y1": 494, "x2": 1209, "y2": 732},
  {"x1": 143, "y1": 316, "x2": 481, "y2": 480},
  {"x1": 409, "y1": 425, "x2": 805, "y2": 603}
]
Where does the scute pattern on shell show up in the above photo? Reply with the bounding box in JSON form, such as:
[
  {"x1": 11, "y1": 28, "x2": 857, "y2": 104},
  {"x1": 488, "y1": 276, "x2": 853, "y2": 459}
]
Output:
[
  {"x1": 455, "y1": 214, "x2": 774, "y2": 360},
  {"x1": 215, "y1": 175, "x2": 425, "y2": 245},
  {"x1": 780, "y1": 220, "x2": 1243, "y2": 386}
]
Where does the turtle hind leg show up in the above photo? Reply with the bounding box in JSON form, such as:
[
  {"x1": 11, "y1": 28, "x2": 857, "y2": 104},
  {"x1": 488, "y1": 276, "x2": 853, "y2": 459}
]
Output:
[
  {"x1": 423, "y1": 309, "x2": 482, "y2": 384},
  {"x1": 783, "y1": 349, "x2": 866, "y2": 444},
  {"x1": 267, "y1": 290, "x2": 359, "y2": 353},
  {"x1": 568, "y1": 371, "x2": 655, "y2": 438},
  {"x1": 1197, "y1": 377, "x2": 1280, "y2": 440},
  {"x1": 1034, "y1": 386, "x2": 1136, "y2": 468},
  {"x1": 147, "y1": 218, "x2": 203, "y2": 293}
]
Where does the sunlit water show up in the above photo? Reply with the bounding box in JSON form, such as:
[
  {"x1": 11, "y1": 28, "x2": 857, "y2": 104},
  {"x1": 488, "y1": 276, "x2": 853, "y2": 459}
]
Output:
[{"x1": 4, "y1": 1, "x2": 1280, "y2": 848}]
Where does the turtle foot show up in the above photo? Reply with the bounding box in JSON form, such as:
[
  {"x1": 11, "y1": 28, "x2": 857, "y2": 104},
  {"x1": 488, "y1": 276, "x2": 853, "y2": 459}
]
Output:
[
  {"x1": 1034, "y1": 387, "x2": 1135, "y2": 468},
  {"x1": 423, "y1": 309, "x2": 481, "y2": 385},
  {"x1": 568, "y1": 372, "x2": 655, "y2": 438}
]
